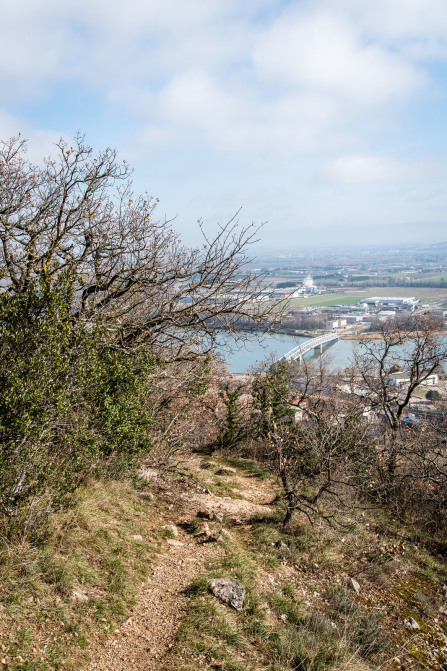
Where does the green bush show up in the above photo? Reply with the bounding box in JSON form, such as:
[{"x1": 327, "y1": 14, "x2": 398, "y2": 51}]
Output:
[
  {"x1": 426, "y1": 389, "x2": 442, "y2": 400},
  {"x1": 0, "y1": 277, "x2": 156, "y2": 540}
]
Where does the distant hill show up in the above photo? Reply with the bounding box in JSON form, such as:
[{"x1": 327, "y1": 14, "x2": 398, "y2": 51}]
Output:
[{"x1": 260, "y1": 222, "x2": 447, "y2": 252}]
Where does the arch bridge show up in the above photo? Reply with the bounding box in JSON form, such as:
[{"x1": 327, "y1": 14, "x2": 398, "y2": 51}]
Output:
[{"x1": 277, "y1": 333, "x2": 339, "y2": 364}]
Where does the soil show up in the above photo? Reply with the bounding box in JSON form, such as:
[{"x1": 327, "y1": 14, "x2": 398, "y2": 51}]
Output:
[
  {"x1": 87, "y1": 533, "x2": 221, "y2": 671},
  {"x1": 86, "y1": 455, "x2": 277, "y2": 671}
]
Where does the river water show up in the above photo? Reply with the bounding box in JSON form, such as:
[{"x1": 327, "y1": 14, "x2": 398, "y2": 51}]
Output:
[{"x1": 219, "y1": 333, "x2": 357, "y2": 373}]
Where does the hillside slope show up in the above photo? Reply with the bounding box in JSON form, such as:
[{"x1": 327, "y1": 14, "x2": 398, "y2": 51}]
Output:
[{"x1": 2, "y1": 453, "x2": 447, "y2": 671}]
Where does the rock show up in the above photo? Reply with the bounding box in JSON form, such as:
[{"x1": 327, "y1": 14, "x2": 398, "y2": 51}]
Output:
[
  {"x1": 197, "y1": 509, "x2": 213, "y2": 519},
  {"x1": 195, "y1": 522, "x2": 211, "y2": 537},
  {"x1": 208, "y1": 578, "x2": 245, "y2": 612},
  {"x1": 167, "y1": 539, "x2": 184, "y2": 547},
  {"x1": 405, "y1": 617, "x2": 420, "y2": 630},
  {"x1": 214, "y1": 512, "x2": 224, "y2": 524},
  {"x1": 131, "y1": 534, "x2": 143, "y2": 541},
  {"x1": 348, "y1": 577, "x2": 361, "y2": 594},
  {"x1": 70, "y1": 590, "x2": 89, "y2": 603},
  {"x1": 162, "y1": 524, "x2": 178, "y2": 538},
  {"x1": 138, "y1": 467, "x2": 159, "y2": 480},
  {"x1": 202, "y1": 533, "x2": 220, "y2": 543},
  {"x1": 275, "y1": 540, "x2": 290, "y2": 553},
  {"x1": 280, "y1": 613, "x2": 288, "y2": 621}
]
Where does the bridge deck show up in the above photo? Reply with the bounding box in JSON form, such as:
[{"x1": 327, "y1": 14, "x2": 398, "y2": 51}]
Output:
[{"x1": 278, "y1": 333, "x2": 339, "y2": 363}]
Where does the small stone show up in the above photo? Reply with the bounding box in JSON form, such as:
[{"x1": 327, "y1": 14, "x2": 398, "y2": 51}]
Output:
[
  {"x1": 141, "y1": 492, "x2": 154, "y2": 500},
  {"x1": 348, "y1": 577, "x2": 361, "y2": 594},
  {"x1": 208, "y1": 578, "x2": 245, "y2": 612},
  {"x1": 280, "y1": 613, "x2": 288, "y2": 621},
  {"x1": 167, "y1": 539, "x2": 184, "y2": 547},
  {"x1": 214, "y1": 513, "x2": 224, "y2": 523},
  {"x1": 138, "y1": 467, "x2": 159, "y2": 480},
  {"x1": 162, "y1": 525, "x2": 178, "y2": 538},
  {"x1": 195, "y1": 522, "x2": 213, "y2": 540},
  {"x1": 70, "y1": 590, "x2": 89, "y2": 603},
  {"x1": 203, "y1": 533, "x2": 220, "y2": 543},
  {"x1": 197, "y1": 509, "x2": 213, "y2": 519},
  {"x1": 131, "y1": 534, "x2": 143, "y2": 541},
  {"x1": 405, "y1": 617, "x2": 420, "y2": 630}
]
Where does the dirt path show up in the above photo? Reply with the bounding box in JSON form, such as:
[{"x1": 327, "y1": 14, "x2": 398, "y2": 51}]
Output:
[
  {"x1": 87, "y1": 457, "x2": 279, "y2": 670},
  {"x1": 87, "y1": 533, "x2": 221, "y2": 671}
]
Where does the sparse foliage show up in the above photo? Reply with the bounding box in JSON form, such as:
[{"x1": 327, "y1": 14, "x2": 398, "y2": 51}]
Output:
[
  {"x1": 352, "y1": 314, "x2": 447, "y2": 432},
  {"x1": 0, "y1": 133, "x2": 276, "y2": 538},
  {"x1": 0, "y1": 134, "x2": 276, "y2": 358}
]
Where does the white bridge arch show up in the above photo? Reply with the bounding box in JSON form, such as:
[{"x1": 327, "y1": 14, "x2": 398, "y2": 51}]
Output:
[{"x1": 277, "y1": 333, "x2": 339, "y2": 363}]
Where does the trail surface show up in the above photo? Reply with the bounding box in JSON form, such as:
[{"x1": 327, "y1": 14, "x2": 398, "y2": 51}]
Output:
[
  {"x1": 87, "y1": 534, "x2": 219, "y2": 671},
  {"x1": 87, "y1": 456, "x2": 276, "y2": 670}
]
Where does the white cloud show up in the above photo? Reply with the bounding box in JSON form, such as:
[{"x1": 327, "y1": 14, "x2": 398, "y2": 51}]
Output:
[
  {"x1": 0, "y1": 0, "x2": 443, "y2": 162},
  {"x1": 318, "y1": 155, "x2": 445, "y2": 184},
  {"x1": 328, "y1": 0, "x2": 447, "y2": 56},
  {"x1": 252, "y1": 9, "x2": 425, "y2": 105}
]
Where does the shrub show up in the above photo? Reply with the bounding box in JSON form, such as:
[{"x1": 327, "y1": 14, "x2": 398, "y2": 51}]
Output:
[{"x1": 0, "y1": 277, "x2": 156, "y2": 539}]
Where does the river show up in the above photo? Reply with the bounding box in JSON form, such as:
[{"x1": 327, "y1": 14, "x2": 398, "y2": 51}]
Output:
[{"x1": 219, "y1": 332, "x2": 357, "y2": 373}]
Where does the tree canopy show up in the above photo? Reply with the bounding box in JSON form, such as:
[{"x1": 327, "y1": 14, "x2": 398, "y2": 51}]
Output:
[{"x1": 0, "y1": 134, "x2": 275, "y2": 358}]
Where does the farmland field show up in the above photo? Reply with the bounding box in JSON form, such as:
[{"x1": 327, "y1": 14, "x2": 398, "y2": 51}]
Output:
[{"x1": 279, "y1": 286, "x2": 447, "y2": 308}]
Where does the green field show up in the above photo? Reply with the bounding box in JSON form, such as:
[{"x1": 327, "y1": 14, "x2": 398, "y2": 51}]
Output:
[
  {"x1": 415, "y1": 274, "x2": 447, "y2": 283},
  {"x1": 285, "y1": 294, "x2": 366, "y2": 308},
  {"x1": 278, "y1": 286, "x2": 447, "y2": 309}
]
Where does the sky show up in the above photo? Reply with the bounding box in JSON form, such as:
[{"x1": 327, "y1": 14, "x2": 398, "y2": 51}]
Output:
[{"x1": 2, "y1": 0, "x2": 447, "y2": 250}]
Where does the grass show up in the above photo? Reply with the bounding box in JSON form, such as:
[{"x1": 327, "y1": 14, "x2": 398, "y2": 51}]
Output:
[
  {"x1": 161, "y1": 515, "x2": 391, "y2": 671},
  {"x1": 0, "y1": 479, "x2": 160, "y2": 671},
  {"x1": 222, "y1": 456, "x2": 272, "y2": 480},
  {"x1": 275, "y1": 286, "x2": 447, "y2": 309},
  {"x1": 160, "y1": 452, "x2": 447, "y2": 671},
  {"x1": 5, "y1": 453, "x2": 447, "y2": 671}
]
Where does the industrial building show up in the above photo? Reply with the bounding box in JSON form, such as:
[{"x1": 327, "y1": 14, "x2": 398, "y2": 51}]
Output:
[{"x1": 358, "y1": 297, "x2": 419, "y2": 312}]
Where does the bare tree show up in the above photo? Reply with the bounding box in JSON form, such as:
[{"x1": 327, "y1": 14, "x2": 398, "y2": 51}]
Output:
[
  {"x1": 0, "y1": 134, "x2": 278, "y2": 358},
  {"x1": 269, "y1": 396, "x2": 370, "y2": 526},
  {"x1": 248, "y1": 360, "x2": 370, "y2": 526},
  {"x1": 352, "y1": 315, "x2": 447, "y2": 432}
]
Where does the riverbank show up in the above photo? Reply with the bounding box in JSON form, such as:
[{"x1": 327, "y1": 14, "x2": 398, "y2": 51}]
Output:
[{"x1": 341, "y1": 329, "x2": 447, "y2": 340}]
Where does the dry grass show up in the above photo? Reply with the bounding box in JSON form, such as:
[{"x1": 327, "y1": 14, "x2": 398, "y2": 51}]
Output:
[
  {"x1": 161, "y1": 456, "x2": 447, "y2": 671},
  {"x1": 0, "y1": 479, "x2": 160, "y2": 670}
]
